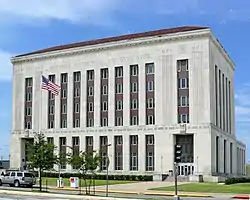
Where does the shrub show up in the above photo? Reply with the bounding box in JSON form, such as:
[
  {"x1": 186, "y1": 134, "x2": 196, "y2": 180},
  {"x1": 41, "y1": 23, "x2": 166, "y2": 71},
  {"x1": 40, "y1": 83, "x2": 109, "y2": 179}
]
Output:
[
  {"x1": 225, "y1": 177, "x2": 250, "y2": 185},
  {"x1": 36, "y1": 172, "x2": 153, "y2": 181}
]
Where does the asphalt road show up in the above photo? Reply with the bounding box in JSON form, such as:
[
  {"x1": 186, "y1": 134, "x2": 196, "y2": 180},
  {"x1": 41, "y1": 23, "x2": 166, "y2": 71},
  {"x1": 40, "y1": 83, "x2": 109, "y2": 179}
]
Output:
[{"x1": 0, "y1": 185, "x2": 234, "y2": 200}]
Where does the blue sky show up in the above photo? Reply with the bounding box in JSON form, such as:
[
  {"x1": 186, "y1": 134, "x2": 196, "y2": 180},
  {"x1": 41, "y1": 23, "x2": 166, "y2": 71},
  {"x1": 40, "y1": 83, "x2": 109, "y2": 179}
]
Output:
[{"x1": 1, "y1": 0, "x2": 250, "y2": 160}]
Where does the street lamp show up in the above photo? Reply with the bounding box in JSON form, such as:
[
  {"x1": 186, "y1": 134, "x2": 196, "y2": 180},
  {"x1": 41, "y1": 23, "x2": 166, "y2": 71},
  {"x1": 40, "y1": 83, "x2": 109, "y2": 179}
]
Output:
[{"x1": 105, "y1": 144, "x2": 111, "y2": 197}]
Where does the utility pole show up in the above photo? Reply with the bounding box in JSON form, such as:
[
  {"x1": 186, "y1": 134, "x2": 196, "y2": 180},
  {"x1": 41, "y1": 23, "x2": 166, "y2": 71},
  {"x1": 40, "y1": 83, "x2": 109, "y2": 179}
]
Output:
[{"x1": 174, "y1": 144, "x2": 182, "y2": 200}]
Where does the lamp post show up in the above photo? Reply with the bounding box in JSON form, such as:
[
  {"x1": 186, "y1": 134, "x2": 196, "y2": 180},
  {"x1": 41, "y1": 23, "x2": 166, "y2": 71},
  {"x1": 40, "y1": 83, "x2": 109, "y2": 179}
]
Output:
[{"x1": 105, "y1": 144, "x2": 111, "y2": 197}]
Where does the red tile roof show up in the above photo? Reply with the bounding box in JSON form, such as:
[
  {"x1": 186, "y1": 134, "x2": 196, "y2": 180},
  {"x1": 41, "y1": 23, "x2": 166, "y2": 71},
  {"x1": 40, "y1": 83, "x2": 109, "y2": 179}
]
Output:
[{"x1": 15, "y1": 26, "x2": 208, "y2": 58}]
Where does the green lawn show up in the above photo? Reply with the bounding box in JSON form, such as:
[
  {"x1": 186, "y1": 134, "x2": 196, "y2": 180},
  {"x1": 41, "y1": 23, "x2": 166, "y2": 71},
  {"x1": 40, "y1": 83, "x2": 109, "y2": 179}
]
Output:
[
  {"x1": 150, "y1": 183, "x2": 250, "y2": 194},
  {"x1": 41, "y1": 177, "x2": 135, "y2": 187}
]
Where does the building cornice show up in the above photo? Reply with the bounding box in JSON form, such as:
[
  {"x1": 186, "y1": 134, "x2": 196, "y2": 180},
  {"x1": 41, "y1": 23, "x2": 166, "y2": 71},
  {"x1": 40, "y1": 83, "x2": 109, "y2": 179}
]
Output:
[
  {"x1": 209, "y1": 33, "x2": 235, "y2": 71},
  {"x1": 11, "y1": 29, "x2": 212, "y2": 64},
  {"x1": 11, "y1": 29, "x2": 235, "y2": 72}
]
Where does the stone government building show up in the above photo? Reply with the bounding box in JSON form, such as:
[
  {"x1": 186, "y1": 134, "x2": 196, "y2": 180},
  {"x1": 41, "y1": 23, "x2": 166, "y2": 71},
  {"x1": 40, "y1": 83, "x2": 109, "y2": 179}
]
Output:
[{"x1": 10, "y1": 26, "x2": 246, "y2": 181}]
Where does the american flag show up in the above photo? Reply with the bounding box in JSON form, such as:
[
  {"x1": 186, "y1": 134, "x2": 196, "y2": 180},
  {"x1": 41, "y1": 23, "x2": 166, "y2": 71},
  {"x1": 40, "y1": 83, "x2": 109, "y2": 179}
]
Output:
[{"x1": 42, "y1": 75, "x2": 61, "y2": 95}]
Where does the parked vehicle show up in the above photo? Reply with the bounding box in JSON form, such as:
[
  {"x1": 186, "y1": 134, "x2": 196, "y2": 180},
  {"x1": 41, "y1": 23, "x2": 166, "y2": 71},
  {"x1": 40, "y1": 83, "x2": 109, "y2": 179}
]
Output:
[{"x1": 0, "y1": 171, "x2": 36, "y2": 187}]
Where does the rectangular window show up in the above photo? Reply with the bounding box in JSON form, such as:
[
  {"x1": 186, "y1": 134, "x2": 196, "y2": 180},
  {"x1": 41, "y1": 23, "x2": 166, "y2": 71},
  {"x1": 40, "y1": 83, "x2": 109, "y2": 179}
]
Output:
[
  {"x1": 177, "y1": 59, "x2": 188, "y2": 71},
  {"x1": 88, "y1": 102, "x2": 94, "y2": 112},
  {"x1": 178, "y1": 114, "x2": 189, "y2": 123},
  {"x1": 146, "y1": 115, "x2": 154, "y2": 125},
  {"x1": 146, "y1": 63, "x2": 154, "y2": 74},
  {"x1": 130, "y1": 135, "x2": 138, "y2": 145},
  {"x1": 146, "y1": 98, "x2": 154, "y2": 108},
  {"x1": 115, "y1": 100, "x2": 123, "y2": 111},
  {"x1": 61, "y1": 120, "x2": 67, "y2": 128},
  {"x1": 87, "y1": 118, "x2": 94, "y2": 127},
  {"x1": 74, "y1": 119, "x2": 80, "y2": 128},
  {"x1": 178, "y1": 96, "x2": 189, "y2": 107},
  {"x1": 115, "y1": 66, "x2": 123, "y2": 77},
  {"x1": 25, "y1": 121, "x2": 31, "y2": 129},
  {"x1": 47, "y1": 137, "x2": 54, "y2": 144},
  {"x1": 130, "y1": 152, "x2": 138, "y2": 171},
  {"x1": 48, "y1": 105, "x2": 54, "y2": 115},
  {"x1": 62, "y1": 104, "x2": 67, "y2": 114},
  {"x1": 48, "y1": 92, "x2": 54, "y2": 100},
  {"x1": 73, "y1": 71, "x2": 81, "y2": 82},
  {"x1": 87, "y1": 70, "x2": 94, "y2": 81},
  {"x1": 101, "y1": 117, "x2": 108, "y2": 126},
  {"x1": 102, "y1": 101, "x2": 108, "y2": 111},
  {"x1": 25, "y1": 107, "x2": 32, "y2": 116},
  {"x1": 115, "y1": 136, "x2": 123, "y2": 145},
  {"x1": 86, "y1": 136, "x2": 93, "y2": 146},
  {"x1": 130, "y1": 82, "x2": 138, "y2": 93},
  {"x1": 130, "y1": 116, "x2": 138, "y2": 125},
  {"x1": 62, "y1": 89, "x2": 67, "y2": 99},
  {"x1": 61, "y1": 73, "x2": 68, "y2": 83},
  {"x1": 146, "y1": 135, "x2": 154, "y2": 145},
  {"x1": 72, "y1": 136, "x2": 79, "y2": 146},
  {"x1": 131, "y1": 99, "x2": 138, "y2": 110},
  {"x1": 88, "y1": 86, "x2": 94, "y2": 96},
  {"x1": 115, "y1": 117, "x2": 123, "y2": 126},
  {"x1": 178, "y1": 78, "x2": 189, "y2": 89},
  {"x1": 74, "y1": 103, "x2": 80, "y2": 113},
  {"x1": 146, "y1": 81, "x2": 154, "y2": 91},
  {"x1": 130, "y1": 65, "x2": 138, "y2": 76},
  {"x1": 115, "y1": 84, "x2": 123, "y2": 94},
  {"x1": 115, "y1": 152, "x2": 123, "y2": 170},
  {"x1": 48, "y1": 120, "x2": 54, "y2": 129},
  {"x1": 74, "y1": 88, "x2": 80, "y2": 97},
  {"x1": 25, "y1": 93, "x2": 32, "y2": 101},
  {"x1": 102, "y1": 85, "x2": 108, "y2": 95},
  {"x1": 101, "y1": 68, "x2": 108, "y2": 79},
  {"x1": 25, "y1": 77, "x2": 33, "y2": 87},
  {"x1": 146, "y1": 151, "x2": 154, "y2": 171}
]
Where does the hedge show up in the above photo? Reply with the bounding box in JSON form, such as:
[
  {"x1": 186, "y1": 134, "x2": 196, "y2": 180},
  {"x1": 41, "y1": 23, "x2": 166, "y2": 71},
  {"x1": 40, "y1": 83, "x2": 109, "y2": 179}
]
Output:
[
  {"x1": 34, "y1": 172, "x2": 153, "y2": 181},
  {"x1": 225, "y1": 177, "x2": 250, "y2": 185}
]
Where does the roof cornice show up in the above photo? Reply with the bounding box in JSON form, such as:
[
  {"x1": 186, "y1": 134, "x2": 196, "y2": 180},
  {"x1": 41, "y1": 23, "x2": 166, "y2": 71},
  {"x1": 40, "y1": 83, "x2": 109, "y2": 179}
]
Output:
[{"x1": 11, "y1": 28, "x2": 234, "y2": 72}]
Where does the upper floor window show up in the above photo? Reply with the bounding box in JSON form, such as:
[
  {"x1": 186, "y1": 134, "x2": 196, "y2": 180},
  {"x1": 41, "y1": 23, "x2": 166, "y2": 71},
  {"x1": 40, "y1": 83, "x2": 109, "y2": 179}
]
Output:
[
  {"x1": 178, "y1": 78, "x2": 189, "y2": 89},
  {"x1": 116, "y1": 84, "x2": 123, "y2": 94},
  {"x1": 115, "y1": 67, "x2": 123, "y2": 78},
  {"x1": 178, "y1": 114, "x2": 189, "y2": 123},
  {"x1": 146, "y1": 63, "x2": 154, "y2": 74},
  {"x1": 73, "y1": 71, "x2": 81, "y2": 82},
  {"x1": 146, "y1": 81, "x2": 154, "y2": 91},
  {"x1": 178, "y1": 96, "x2": 189, "y2": 107},
  {"x1": 130, "y1": 65, "x2": 138, "y2": 76},
  {"x1": 116, "y1": 100, "x2": 123, "y2": 111},
  {"x1": 177, "y1": 59, "x2": 188, "y2": 72},
  {"x1": 62, "y1": 89, "x2": 67, "y2": 98},
  {"x1": 101, "y1": 68, "x2": 108, "y2": 79},
  {"x1": 61, "y1": 73, "x2": 67, "y2": 83},
  {"x1": 74, "y1": 88, "x2": 80, "y2": 97},
  {"x1": 87, "y1": 70, "x2": 94, "y2": 81},
  {"x1": 25, "y1": 78, "x2": 32, "y2": 87},
  {"x1": 102, "y1": 85, "x2": 108, "y2": 95},
  {"x1": 131, "y1": 82, "x2": 138, "y2": 93},
  {"x1": 88, "y1": 86, "x2": 94, "y2": 96}
]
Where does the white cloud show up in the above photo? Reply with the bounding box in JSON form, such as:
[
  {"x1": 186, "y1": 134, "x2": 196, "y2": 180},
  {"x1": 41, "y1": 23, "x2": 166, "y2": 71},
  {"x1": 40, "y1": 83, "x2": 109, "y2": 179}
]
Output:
[
  {"x1": 0, "y1": 0, "x2": 121, "y2": 26},
  {"x1": 0, "y1": 50, "x2": 12, "y2": 81}
]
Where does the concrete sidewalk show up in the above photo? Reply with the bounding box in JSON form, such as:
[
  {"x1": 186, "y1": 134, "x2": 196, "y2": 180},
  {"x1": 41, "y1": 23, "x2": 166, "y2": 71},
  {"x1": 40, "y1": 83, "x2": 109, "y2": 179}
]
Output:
[{"x1": 45, "y1": 181, "x2": 213, "y2": 198}]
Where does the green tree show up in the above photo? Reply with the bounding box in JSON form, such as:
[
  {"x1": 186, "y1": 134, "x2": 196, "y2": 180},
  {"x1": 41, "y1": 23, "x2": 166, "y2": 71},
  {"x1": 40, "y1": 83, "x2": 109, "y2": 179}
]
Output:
[
  {"x1": 27, "y1": 133, "x2": 56, "y2": 191},
  {"x1": 68, "y1": 150, "x2": 100, "y2": 194}
]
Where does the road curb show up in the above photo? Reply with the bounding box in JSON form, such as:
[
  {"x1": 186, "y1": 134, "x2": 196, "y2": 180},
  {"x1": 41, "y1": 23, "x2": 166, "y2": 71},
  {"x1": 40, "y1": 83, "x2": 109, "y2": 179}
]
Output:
[
  {"x1": 233, "y1": 195, "x2": 250, "y2": 199},
  {"x1": 49, "y1": 187, "x2": 213, "y2": 198}
]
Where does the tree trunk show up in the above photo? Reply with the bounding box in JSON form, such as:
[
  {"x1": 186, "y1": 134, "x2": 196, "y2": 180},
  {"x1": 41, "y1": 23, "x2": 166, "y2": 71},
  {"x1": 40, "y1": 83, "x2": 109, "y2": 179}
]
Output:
[{"x1": 39, "y1": 167, "x2": 42, "y2": 192}]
